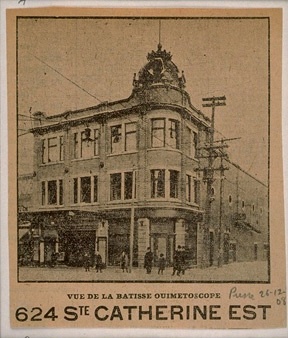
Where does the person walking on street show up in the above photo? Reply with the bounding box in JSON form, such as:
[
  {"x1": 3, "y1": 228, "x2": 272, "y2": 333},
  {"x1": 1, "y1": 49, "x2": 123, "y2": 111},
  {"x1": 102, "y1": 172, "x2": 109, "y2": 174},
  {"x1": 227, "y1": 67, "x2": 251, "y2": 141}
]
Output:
[
  {"x1": 144, "y1": 247, "x2": 153, "y2": 274},
  {"x1": 120, "y1": 251, "x2": 129, "y2": 272},
  {"x1": 95, "y1": 251, "x2": 103, "y2": 273},
  {"x1": 83, "y1": 252, "x2": 90, "y2": 272},
  {"x1": 180, "y1": 246, "x2": 186, "y2": 275},
  {"x1": 158, "y1": 253, "x2": 166, "y2": 275},
  {"x1": 172, "y1": 245, "x2": 182, "y2": 276}
]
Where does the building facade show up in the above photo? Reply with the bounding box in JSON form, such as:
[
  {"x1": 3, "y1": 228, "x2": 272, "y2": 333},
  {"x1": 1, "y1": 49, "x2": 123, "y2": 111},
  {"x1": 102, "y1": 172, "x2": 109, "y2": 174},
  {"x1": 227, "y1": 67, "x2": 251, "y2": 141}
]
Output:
[
  {"x1": 207, "y1": 159, "x2": 268, "y2": 267},
  {"x1": 18, "y1": 44, "x2": 268, "y2": 268}
]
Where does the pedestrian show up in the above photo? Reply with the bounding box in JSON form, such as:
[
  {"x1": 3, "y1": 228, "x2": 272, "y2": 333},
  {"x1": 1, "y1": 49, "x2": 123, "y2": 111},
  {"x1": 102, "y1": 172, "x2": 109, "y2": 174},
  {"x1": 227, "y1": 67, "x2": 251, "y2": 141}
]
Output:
[
  {"x1": 144, "y1": 247, "x2": 153, "y2": 274},
  {"x1": 120, "y1": 251, "x2": 129, "y2": 272},
  {"x1": 172, "y1": 245, "x2": 182, "y2": 276},
  {"x1": 180, "y1": 246, "x2": 186, "y2": 275},
  {"x1": 95, "y1": 251, "x2": 103, "y2": 273},
  {"x1": 50, "y1": 251, "x2": 58, "y2": 268},
  {"x1": 158, "y1": 253, "x2": 166, "y2": 275},
  {"x1": 83, "y1": 252, "x2": 90, "y2": 272}
]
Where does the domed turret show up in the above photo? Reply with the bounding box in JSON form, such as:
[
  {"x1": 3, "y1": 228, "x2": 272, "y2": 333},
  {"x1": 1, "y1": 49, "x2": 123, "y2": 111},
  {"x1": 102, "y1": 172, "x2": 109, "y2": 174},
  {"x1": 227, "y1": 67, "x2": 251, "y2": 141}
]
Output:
[{"x1": 133, "y1": 44, "x2": 186, "y2": 91}]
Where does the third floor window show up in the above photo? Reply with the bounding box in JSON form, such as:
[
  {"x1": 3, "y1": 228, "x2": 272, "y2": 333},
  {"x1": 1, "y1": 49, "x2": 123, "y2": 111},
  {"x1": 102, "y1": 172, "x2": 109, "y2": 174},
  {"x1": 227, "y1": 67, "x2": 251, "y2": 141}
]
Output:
[
  {"x1": 73, "y1": 128, "x2": 100, "y2": 159},
  {"x1": 151, "y1": 118, "x2": 180, "y2": 149},
  {"x1": 41, "y1": 135, "x2": 64, "y2": 164},
  {"x1": 111, "y1": 122, "x2": 137, "y2": 154}
]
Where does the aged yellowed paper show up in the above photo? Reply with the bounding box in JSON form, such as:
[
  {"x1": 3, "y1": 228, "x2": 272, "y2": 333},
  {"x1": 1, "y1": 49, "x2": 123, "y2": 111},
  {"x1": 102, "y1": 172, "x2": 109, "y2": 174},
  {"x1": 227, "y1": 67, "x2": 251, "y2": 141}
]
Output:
[{"x1": 7, "y1": 6, "x2": 286, "y2": 329}]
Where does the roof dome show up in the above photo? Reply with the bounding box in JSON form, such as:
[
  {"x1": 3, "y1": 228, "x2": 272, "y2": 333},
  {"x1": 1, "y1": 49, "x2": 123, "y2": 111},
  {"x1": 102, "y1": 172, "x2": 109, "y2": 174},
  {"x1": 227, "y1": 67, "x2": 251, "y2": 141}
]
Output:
[{"x1": 133, "y1": 44, "x2": 186, "y2": 91}]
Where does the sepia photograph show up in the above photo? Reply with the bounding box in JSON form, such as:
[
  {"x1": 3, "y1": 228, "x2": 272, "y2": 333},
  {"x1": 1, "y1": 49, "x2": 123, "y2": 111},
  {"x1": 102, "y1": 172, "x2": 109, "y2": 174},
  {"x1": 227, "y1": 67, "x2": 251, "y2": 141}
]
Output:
[
  {"x1": 3, "y1": 5, "x2": 286, "y2": 333},
  {"x1": 17, "y1": 16, "x2": 270, "y2": 283}
]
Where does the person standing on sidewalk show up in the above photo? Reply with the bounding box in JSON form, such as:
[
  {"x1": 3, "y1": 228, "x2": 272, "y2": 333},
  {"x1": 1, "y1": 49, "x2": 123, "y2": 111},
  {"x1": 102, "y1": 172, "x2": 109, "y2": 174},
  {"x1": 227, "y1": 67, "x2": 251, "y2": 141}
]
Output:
[
  {"x1": 120, "y1": 251, "x2": 129, "y2": 272},
  {"x1": 83, "y1": 252, "x2": 90, "y2": 272},
  {"x1": 158, "y1": 253, "x2": 166, "y2": 275},
  {"x1": 95, "y1": 251, "x2": 103, "y2": 273},
  {"x1": 180, "y1": 246, "x2": 186, "y2": 275},
  {"x1": 172, "y1": 245, "x2": 182, "y2": 276},
  {"x1": 144, "y1": 247, "x2": 153, "y2": 274}
]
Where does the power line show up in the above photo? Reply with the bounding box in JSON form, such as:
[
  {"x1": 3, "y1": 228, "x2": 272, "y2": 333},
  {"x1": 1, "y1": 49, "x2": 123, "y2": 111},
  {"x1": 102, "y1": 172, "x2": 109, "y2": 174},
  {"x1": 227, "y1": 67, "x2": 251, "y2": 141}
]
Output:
[
  {"x1": 19, "y1": 114, "x2": 40, "y2": 121},
  {"x1": 28, "y1": 51, "x2": 103, "y2": 103}
]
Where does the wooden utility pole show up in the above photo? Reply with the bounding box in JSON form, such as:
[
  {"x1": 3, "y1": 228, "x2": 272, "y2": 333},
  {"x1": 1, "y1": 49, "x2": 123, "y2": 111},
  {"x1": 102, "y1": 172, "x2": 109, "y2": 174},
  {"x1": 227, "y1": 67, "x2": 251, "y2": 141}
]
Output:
[
  {"x1": 198, "y1": 96, "x2": 226, "y2": 268},
  {"x1": 129, "y1": 168, "x2": 136, "y2": 273},
  {"x1": 218, "y1": 139, "x2": 226, "y2": 267}
]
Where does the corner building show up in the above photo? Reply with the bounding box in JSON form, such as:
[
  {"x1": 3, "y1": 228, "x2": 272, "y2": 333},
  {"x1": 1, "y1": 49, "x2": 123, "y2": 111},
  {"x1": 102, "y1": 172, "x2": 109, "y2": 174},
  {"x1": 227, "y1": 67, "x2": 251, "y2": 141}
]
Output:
[
  {"x1": 23, "y1": 44, "x2": 268, "y2": 268},
  {"x1": 28, "y1": 44, "x2": 209, "y2": 267}
]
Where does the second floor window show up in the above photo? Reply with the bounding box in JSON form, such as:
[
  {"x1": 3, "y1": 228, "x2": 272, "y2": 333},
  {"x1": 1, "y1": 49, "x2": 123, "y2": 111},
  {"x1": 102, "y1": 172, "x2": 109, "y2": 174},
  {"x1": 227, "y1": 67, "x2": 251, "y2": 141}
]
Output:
[
  {"x1": 110, "y1": 173, "x2": 121, "y2": 200},
  {"x1": 41, "y1": 135, "x2": 64, "y2": 164},
  {"x1": 151, "y1": 169, "x2": 165, "y2": 198},
  {"x1": 110, "y1": 171, "x2": 135, "y2": 201},
  {"x1": 80, "y1": 177, "x2": 91, "y2": 203},
  {"x1": 73, "y1": 175, "x2": 98, "y2": 204},
  {"x1": 169, "y1": 170, "x2": 179, "y2": 198},
  {"x1": 193, "y1": 178, "x2": 200, "y2": 204},
  {"x1": 41, "y1": 179, "x2": 63, "y2": 206},
  {"x1": 151, "y1": 169, "x2": 180, "y2": 199},
  {"x1": 186, "y1": 174, "x2": 199, "y2": 204}
]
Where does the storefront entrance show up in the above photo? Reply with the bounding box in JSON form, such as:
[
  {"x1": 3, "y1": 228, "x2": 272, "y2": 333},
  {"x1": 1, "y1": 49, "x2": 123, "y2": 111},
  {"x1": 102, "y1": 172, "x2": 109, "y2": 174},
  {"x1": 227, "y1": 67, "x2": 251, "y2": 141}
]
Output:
[
  {"x1": 44, "y1": 238, "x2": 56, "y2": 263},
  {"x1": 97, "y1": 237, "x2": 107, "y2": 265},
  {"x1": 60, "y1": 231, "x2": 96, "y2": 266},
  {"x1": 151, "y1": 234, "x2": 174, "y2": 266},
  {"x1": 108, "y1": 233, "x2": 129, "y2": 266}
]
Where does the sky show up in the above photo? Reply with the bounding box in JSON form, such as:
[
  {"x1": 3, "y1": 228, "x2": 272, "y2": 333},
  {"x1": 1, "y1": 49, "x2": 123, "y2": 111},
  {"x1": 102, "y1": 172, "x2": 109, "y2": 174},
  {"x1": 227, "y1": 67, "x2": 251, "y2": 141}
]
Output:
[{"x1": 17, "y1": 17, "x2": 269, "y2": 183}]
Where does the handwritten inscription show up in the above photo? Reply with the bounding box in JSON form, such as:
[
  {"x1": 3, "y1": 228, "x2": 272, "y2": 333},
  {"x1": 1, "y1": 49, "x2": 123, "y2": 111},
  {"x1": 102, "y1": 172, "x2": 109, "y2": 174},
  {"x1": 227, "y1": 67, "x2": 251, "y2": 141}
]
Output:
[
  {"x1": 259, "y1": 288, "x2": 286, "y2": 298},
  {"x1": 229, "y1": 287, "x2": 286, "y2": 306},
  {"x1": 229, "y1": 287, "x2": 255, "y2": 300}
]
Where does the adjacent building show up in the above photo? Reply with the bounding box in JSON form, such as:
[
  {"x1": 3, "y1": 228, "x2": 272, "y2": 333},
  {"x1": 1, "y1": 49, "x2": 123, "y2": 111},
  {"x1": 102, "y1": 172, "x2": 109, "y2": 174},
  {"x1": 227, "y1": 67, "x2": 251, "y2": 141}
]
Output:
[{"x1": 18, "y1": 43, "x2": 268, "y2": 269}]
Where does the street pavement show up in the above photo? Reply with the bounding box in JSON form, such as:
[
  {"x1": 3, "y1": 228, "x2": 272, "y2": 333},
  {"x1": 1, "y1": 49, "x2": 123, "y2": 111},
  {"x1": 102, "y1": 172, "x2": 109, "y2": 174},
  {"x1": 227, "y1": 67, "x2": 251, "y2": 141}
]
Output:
[{"x1": 19, "y1": 261, "x2": 269, "y2": 282}]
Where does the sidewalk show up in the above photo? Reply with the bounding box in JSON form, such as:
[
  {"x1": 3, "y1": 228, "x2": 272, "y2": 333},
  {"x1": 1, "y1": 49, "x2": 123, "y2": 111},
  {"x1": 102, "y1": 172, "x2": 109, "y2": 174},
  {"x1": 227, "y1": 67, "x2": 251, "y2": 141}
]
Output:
[{"x1": 19, "y1": 260, "x2": 269, "y2": 282}]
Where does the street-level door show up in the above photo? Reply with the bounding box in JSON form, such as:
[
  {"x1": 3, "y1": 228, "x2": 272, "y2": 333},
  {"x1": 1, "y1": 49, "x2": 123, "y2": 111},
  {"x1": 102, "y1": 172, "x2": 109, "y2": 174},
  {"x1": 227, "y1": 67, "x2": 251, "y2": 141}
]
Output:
[
  {"x1": 44, "y1": 238, "x2": 56, "y2": 263},
  {"x1": 108, "y1": 234, "x2": 129, "y2": 266}
]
